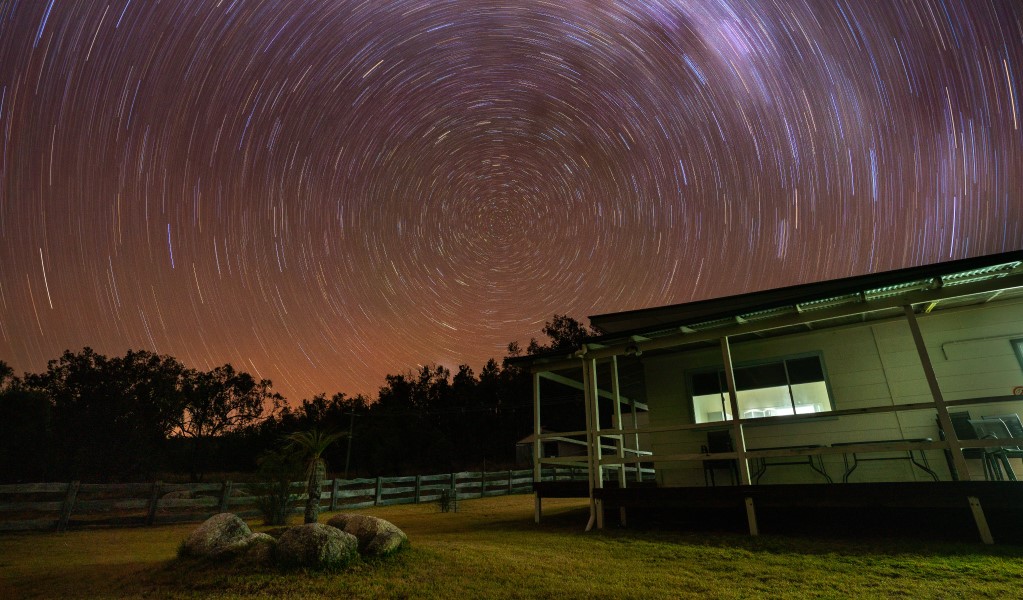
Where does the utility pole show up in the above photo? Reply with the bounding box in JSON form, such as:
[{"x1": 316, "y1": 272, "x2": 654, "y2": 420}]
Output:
[{"x1": 342, "y1": 411, "x2": 356, "y2": 481}]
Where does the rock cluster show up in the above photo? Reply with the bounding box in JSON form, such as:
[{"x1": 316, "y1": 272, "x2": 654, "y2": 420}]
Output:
[
  {"x1": 327, "y1": 513, "x2": 408, "y2": 556},
  {"x1": 275, "y1": 523, "x2": 359, "y2": 569},
  {"x1": 180, "y1": 513, "x2": 268, "y2": 559},
  {"x1": 181, "y1": 512, "x2": 407, "y2": 570}
]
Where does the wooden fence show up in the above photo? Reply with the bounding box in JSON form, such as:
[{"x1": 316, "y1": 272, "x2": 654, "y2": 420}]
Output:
[{"x1": 0, "y1": 467, "x2": 587, "y2": 532}]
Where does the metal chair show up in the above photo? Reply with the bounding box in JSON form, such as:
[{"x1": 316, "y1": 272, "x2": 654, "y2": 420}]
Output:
[
  {"x1": 702, "y1": 430, "x2": 738, "y2": 486},
  {"x1": 968, "y1": 419, "x2": 1021, "y2": 481},
  {"x1": 938, "y1": 412, "x2": 985, "y2": 480},
  {"x1": 983, "y1": 414, "x2": 1023, "y2": 440}
]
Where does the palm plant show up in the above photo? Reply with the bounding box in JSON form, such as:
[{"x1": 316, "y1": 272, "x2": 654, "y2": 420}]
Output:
[{"x1": 285, "y1": 428, "x2": 347, "y2": 523}]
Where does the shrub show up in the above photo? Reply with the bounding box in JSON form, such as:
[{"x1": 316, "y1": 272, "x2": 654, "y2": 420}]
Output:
[
  {"x1": 253, "y1": 449, "x2": 303, "y2": 525},
  {"x1": 437, "y1": 488, "x2": 458, "y2": 513}
]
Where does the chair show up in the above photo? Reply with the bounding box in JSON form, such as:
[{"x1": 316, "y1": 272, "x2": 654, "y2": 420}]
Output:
[
  {"x1": 983, "y1": 414, "x2": 1023, "y2": 439},
  {"x1": 968, "y1": 419, "x2": 1021, "y2": 481},
  {"x1": 702, "y1": 430, "x2": 738, "y2": 486},
  {"x1": 938, "y1": 412, "x2": 984, "y2": 481},
  {"x1": 985, "y1": 415, "x2": 1023, "y2": 475}
]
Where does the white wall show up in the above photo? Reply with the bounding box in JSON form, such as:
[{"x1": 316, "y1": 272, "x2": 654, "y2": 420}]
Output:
[{"x1": 642, "y1": 296, "x2": 1023, "y2": 486}]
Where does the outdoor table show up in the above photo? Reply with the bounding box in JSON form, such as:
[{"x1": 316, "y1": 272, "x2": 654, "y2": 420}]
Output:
[
  {"x1": 749, "y1": 444, "x2": 832, "y2": 484},
  {"x1": 832, "y1": 438, "x2": 939, "y2": 482}
]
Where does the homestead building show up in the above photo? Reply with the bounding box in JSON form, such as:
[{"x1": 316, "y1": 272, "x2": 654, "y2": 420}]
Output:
[{"x1": 519, "y1": 250, "x2": 1023, "y2": 542}]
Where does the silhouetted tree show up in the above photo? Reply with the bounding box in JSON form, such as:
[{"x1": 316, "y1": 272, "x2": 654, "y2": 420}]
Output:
[
  {"x1": 0, "y1": 360, "x2": 13, "y2": 389},
  {"x1": 527, "y1": 314, "x2": 595, "y2": 354},
  {"x1": 25, "y1": 348, "x2": 185, "y2": 480},
  {"x1": 114, "y1": 350, "x2": 190, "y2": 474},
  {"x1": 175, "y1": 364, "x2": 283, "y2": 480},
  {"x1": 0, "y1": 363, "x2": 53, "y2": 482},
  {"x1": 4, "y1": 314, "x2": 592, "y2": 481},
  {"x1": 272, "y1": 392, "x2": 368, "y2": 475}
]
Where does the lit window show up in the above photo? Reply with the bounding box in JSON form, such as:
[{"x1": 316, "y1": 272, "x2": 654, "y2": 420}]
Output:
[{"x1": 690, "y1": 355, "x2": 833, "y2": 423}]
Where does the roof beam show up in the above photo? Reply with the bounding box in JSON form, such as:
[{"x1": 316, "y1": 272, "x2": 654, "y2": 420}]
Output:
[{"x1": 538, "y1": 371, "x2": 649, "y2": 411}]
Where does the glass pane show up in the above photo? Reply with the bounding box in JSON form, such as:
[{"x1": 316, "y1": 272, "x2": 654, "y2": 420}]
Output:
[
  {"x1": 693, "y1": 393, "x2": 728, "y2": 423},
  {"x1": 736, "y1": 386, "x2": 792, "y2": 418},
  {"x1": 786, "y1": 356, "x2": 825, "y2": 384},
  {"x1": 734, "y1": 363, "x2": 787, "y2": 390},
  {"x1": 791, "y1": 381, "x2": 830, "y2": 413},
  {"x1": 692, "y1": 371, "x2": 723, "y2": 395}
]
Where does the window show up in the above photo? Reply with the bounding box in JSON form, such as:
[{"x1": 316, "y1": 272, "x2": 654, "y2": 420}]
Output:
[
  {"x1": 1014, "y1": 339, "x2": 1023, "y2": 371},
  {"x1": 690, "y1": 354, "x2": 833, "y2": 423}
]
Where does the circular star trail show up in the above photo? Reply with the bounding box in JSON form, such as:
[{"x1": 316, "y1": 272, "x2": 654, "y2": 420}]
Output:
[{"x1": 1, "y1": 0, "x2": 1021, "y2": 400}]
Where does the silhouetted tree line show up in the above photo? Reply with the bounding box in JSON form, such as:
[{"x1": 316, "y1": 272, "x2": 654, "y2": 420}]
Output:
[{"x1": 0, "y1": 315, "x2": 593, "y2": 483}]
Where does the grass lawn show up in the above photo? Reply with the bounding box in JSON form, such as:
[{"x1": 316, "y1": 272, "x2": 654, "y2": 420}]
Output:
[{"x1": 1, "y1": 494, "x2": 1021, "y2": 599}]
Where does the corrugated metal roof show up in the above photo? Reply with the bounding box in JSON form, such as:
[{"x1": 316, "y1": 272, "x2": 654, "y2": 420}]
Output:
[
  {"x1": 585, "y1": 252, "x2": 1023, "y2": 344},
  {"x1": 942, "y1": 261, "x2": 1021, "y2": 285},
  {"x1": 511, "y1": 253, "x2": 1023, "y2": 368}
]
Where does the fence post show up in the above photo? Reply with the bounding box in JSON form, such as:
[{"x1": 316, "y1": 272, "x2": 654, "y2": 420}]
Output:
[
  {"x1": 375, "y1": 476, "x2": 383, "y2": 505},
  {"x1": 58, "y1": 480, "x2": 80, "y2": 532},
  {"x1": 508, "y1": 469, "x2": 513, "y2": 495},
  {"x1": 330, "y1": 478, "x2": 341, "y2": 511},
  {"x1": 219, "y1": 481, "x2": 233, "y2": 512},
  {"x1": 415, "y1": 475, "x2": 422, "y2": 504},
  {"x1": 450, "y1": 472, "x2": 458, "y2": 512},
  {"x1": 147, "y1": 481, "x2": 162, "y2": 526},
  {"x1": 481, "y1": 470, "x2": 487, "y2": 497}
]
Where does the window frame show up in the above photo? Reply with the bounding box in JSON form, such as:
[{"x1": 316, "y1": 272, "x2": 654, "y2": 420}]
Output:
[
  {"x1": 1013, "y1": 338, "x2": 1023, "y2": 372},
  {"x1": 686, "y1": 351, "x2": 835, "y2": 423}
]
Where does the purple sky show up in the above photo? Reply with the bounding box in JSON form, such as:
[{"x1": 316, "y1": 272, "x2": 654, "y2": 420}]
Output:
[{"x1": 1, "y1": 0, "x2": 1021, "y2": 401}]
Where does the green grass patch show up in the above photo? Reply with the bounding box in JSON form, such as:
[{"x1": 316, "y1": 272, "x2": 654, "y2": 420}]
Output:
[{"x1": 1, "y1": 495, "x2": 1021, "y2": 598}]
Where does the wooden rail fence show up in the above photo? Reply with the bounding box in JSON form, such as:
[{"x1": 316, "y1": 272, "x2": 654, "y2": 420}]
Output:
[{"x1": 0, "y1": 467, "x2": 586, "y2": 532}]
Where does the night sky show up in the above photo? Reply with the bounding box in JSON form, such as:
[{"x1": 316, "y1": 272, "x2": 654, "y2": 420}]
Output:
[{"x1": 1, "y1": 0, "x2": 1021, "y2": 401}]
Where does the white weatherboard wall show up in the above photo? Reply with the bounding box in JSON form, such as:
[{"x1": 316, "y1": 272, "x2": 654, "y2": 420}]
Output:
[{"x1": 642, "y1": 297, "x2": 1023, "y2": 487}]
